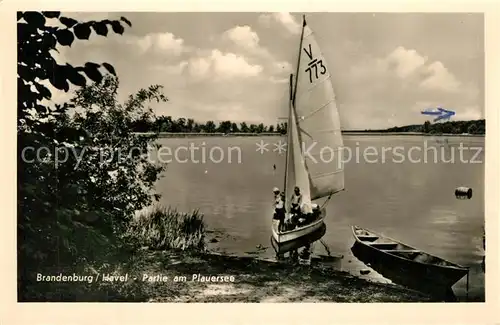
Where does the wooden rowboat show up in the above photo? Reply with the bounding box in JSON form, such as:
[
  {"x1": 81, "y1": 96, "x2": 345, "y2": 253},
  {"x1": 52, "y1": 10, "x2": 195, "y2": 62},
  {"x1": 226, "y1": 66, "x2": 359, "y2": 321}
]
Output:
[{"x1": 351, "y1": 226, "x2": 468, "y2": 291}]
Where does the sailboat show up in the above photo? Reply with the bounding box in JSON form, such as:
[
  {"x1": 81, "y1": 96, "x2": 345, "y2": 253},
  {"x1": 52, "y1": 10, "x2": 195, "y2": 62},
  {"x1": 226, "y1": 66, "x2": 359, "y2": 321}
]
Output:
[{"x1": 271, "y1": 15, "x2": 344, "y2": 244}]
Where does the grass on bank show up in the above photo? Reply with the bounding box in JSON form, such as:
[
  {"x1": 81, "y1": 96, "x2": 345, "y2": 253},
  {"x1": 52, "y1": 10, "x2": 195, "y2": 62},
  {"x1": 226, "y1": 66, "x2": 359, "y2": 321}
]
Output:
[{"x1": 125, "y1": 205, "x2": 205, "y2": 252}]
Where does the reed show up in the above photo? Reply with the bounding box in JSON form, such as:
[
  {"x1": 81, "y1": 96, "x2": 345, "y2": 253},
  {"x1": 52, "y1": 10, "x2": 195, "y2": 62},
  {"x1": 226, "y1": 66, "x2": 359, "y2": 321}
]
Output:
[{"x1": 125, "y1": 205, "x2": 206, "y2": 251}]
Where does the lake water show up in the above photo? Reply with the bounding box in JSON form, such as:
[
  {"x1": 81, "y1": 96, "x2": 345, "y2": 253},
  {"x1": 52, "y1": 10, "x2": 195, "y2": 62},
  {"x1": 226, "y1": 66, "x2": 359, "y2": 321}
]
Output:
[{"x1": 154, "y1": 135, "x2": 485, "y2": 301}]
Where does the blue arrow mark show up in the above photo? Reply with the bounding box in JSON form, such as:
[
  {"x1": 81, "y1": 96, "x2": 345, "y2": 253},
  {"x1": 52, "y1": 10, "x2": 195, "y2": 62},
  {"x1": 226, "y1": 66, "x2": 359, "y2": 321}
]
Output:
[{"x1": 421, "y1": 107, "x2": 455, "y2": 122}]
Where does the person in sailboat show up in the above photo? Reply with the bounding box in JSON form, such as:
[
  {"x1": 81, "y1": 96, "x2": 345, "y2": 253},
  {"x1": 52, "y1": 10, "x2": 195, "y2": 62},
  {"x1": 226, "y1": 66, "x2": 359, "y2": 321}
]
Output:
[
  {"x1": 290, "y1": 186, "x2": 302, "y2": 223},
  {"x1": 311, "y1": 203, "x2": 320, "y2": 218},
  {"x1": 302, "y1": 203, "x2": 320, "y2": 224},
  {"x1": 273, "y1": 187, "x2": 282, "y2": 214},
  {"x1": 276, "y1": 192, "x2": 286, "y2": 231},
  {"x1": 273, "y1": 187, "x2": 280, "y2": 203},
  {"x1": 297, "y1": 201, "x2": 314, "y2": 226},
  {"x1": 272, "y1": 187, "x2": 286, "y2": 231}
]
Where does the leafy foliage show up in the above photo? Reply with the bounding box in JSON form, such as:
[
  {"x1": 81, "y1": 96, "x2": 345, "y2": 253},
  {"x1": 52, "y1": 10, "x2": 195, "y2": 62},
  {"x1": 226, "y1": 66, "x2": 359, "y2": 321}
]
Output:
[
  {"x1": 18, "y1": 75, "x2": 169, "y2": 270},
  {"x1": 17, "y1": 11, "x2": 175, "y2": 300},
  {"x1": 17, "y1": 11, "x2": 130, "y2": 130}
]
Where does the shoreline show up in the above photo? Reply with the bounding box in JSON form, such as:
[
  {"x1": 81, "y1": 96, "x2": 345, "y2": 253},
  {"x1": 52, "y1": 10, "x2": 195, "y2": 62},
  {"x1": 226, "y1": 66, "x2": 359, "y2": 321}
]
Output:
[
  {"x1": 134, "y1": 132, "x2": 485, "y2": 138},
  {"x1": 143, "y1": 250, "x2": 437, "y2": 302},
  {"x1": 22, "y1": 249, "x2": 438, "y2": 302}
]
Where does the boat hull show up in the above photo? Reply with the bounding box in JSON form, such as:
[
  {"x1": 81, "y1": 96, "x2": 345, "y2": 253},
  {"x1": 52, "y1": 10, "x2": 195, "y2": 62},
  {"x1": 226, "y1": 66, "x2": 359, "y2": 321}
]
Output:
[
  {"x1": 272, "y1": 209, "x2": 326, "y2": 244},
  {"x1": 271, "y1": 222, "x2": 326, "y2": 254},
  {"x1": 351, "y1": 226, "x2": 468, "y2": 293}
]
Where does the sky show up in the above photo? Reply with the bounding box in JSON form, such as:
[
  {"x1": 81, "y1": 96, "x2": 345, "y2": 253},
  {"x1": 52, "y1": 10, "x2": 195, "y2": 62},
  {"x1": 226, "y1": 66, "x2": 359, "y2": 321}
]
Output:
[{"x1": 47, "y1": 12, "x2": 484, "y2": 130}]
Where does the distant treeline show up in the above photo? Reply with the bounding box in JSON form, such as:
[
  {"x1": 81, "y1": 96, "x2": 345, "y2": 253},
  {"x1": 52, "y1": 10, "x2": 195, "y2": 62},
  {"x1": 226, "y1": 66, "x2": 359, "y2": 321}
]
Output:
[
  {"x1": 360, "y1": 119, "x2": 485, "y2": 135},
  {"x1": 130, "y1": 116, "x2": 288, "y2": 134},
  {"x1": 132, "y1": 116, "x2": 485, "y2": 135}
]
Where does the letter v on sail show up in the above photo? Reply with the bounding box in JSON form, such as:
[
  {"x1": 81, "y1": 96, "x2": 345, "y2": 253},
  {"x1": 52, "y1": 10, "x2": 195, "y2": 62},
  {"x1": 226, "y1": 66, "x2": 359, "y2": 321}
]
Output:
[{"x1": 271, "y1": 15, "x2": 345, "y2": 245}]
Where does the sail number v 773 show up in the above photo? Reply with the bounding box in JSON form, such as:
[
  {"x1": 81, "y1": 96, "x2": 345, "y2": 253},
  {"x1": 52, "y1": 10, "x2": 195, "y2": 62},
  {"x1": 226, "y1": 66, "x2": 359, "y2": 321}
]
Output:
[{"x1": 303, "y1": 44, "x2": 326, "y2": 83}]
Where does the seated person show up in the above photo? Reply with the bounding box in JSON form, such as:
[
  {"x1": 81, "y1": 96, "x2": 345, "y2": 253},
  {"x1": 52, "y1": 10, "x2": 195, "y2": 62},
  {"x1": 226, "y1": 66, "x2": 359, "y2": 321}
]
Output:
[
  {"x1": 311, "y1": 203, "x2": 320, "y2": 219},
  {"x1": 297, "y1": 202, "x2": 313, "y2": 225},
  {"x1": 284, "y1": 217, "x2": 295, "y2": 231},
  {"x1": 290, "y1": 186, "x2": 302, "y2": 218}
]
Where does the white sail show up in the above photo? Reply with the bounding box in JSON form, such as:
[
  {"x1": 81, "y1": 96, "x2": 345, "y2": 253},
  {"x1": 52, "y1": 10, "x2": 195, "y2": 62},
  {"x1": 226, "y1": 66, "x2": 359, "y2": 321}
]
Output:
[
  {"x1": 284, "y1": 99, "x2": 312, "y2": 213},
  {"x1": 273, "y1": 16, "x2": 343, "y2": 241},
  {"x1": 292, "y1": 18, "x2": 344, "y2": 201}
]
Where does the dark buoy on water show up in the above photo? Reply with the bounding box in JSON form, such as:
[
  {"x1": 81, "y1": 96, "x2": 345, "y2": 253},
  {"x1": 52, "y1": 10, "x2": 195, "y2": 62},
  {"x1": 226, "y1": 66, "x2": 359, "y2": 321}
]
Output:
[{"x1": 455, "y1": 186, "x2": 472, "y2": 199}]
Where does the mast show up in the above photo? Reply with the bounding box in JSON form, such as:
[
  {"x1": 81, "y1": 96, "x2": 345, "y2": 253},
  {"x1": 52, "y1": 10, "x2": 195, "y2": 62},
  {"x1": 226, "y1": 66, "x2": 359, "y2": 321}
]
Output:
[
  {"x1": 284, "y1": 15, "x2": 306, "y2": 203},
  {"x1": 292, "y1": 15, "x2": 306, "y2": 106},
  {"x1": 292, "y1": 15, "x2": 308, "y2": 173},
  {"x1": 283, "y1": 73, "x2": 293, "y2": 192}
]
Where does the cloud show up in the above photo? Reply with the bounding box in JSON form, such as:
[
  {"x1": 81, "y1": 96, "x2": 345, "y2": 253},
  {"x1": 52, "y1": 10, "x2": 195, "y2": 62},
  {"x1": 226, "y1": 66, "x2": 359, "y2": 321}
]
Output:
[
  {"x1": 145, "y1": 25, "x2": 291, "y2": 84},
  {"x1": 222, "y1": 25, "x2": 272, "y2": 59},
  {"x1": 141, "y1": 25, "x2": 294, "y2": 124},
  {"x1": 274, "y1": 13, "x2": 301, "y2": 34},
  {"x1": 223, "y1": 25, "x2": 260, "y2": 50},
  {"x1": 336, "y1": 45, "x2": 482, "y2": 128},
  {"x1": 152, "y1": 60, "x2": 189, "y2": 75},
  {"x1": 350, "y1": 46, "x2": 462, "y2": 94},
  {"x1": 186, "y1": 57, "x2": 211, "y2": 79},
  {"x1": 155, "y1": 49, "x2": 263, "y2": 81},
  {"x1": 221, "y1": 25, "x2": 293, "y2": 79},
  {"x1": 384, "y1": 46, "x2": 461, "y2": 92},
  {"x1": 135, "y1": 25, "x2": 286, "y2": 83},
  {"x1": 209, "y1": 50, "x2": 263, "y2": 79},
  {"x1": 126, "y1": 32, "x2": 187, "y2": 56},
  {"x1": 258, "y1": 13, "x2": 301, "y2": 35},
  {"x1": 386, "y1": 46, "x2": 427, "y2": 79},
  {"x1": 420, "y1": 61, "x2": 461, "y2": 92}
]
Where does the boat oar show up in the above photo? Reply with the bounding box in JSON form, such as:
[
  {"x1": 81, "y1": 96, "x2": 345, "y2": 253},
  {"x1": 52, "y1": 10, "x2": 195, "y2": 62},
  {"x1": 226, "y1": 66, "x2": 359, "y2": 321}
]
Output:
[
  {"x1": 466, "y1": 267, "x2": 470, "y2": 301},
  {"x1": 320, "y1": 239, "x2": 331, "y2": 257}
]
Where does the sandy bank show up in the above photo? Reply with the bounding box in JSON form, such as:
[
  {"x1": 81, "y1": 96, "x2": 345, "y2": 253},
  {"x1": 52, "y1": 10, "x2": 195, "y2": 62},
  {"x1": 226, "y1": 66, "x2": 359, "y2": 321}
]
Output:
[{"x1": 119, "y1": 250, "x2": 435, "y2": 302}]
